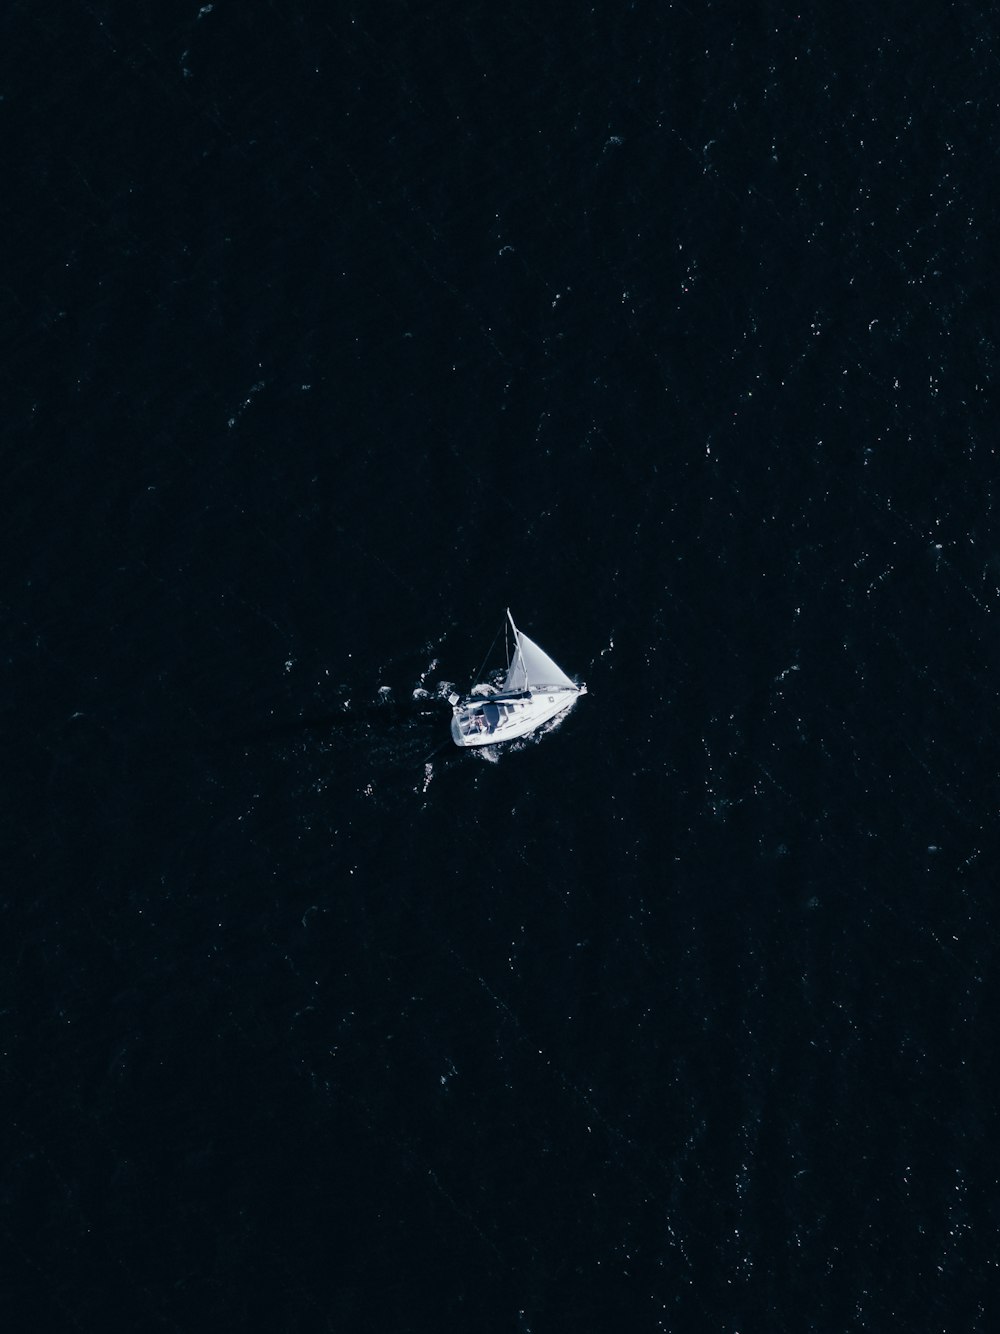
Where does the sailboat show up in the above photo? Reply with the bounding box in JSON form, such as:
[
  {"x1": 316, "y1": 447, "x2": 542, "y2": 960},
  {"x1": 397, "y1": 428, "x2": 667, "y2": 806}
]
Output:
[{"x1": 450, "y1": 610, "x2": 586, "y2": 748}]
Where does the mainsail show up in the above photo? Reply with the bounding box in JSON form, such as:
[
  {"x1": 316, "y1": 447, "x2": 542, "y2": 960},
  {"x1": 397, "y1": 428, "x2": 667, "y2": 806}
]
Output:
[{"x1": 503, "y1": 613, "x2": 576, "y2": 692}]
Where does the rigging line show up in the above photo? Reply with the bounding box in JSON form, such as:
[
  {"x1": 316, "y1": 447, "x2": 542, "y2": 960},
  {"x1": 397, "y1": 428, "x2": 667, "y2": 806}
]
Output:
[{"x1": 470, "y1": 624, "x2": 502, "y2": 690}]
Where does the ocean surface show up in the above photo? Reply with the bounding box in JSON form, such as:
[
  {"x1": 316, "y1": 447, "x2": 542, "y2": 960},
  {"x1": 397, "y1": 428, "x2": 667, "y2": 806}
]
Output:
[{"x1": 5, "y1": 3, "x2": 997, "y2": 1330}]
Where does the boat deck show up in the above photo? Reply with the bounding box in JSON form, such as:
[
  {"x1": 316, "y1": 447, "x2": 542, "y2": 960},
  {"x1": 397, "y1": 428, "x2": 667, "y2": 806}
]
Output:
[{"x1": 451, "y1": 688, "x2": 582, "y2": 747}]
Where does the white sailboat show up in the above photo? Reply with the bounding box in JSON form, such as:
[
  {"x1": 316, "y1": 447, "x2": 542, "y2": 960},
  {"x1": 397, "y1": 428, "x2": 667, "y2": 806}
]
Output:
[{"x1": 450, "y1": 610, "x2": 586, "y2": 748}]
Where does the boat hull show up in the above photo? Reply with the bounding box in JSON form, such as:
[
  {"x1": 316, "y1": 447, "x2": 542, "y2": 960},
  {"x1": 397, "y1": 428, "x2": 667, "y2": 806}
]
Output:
[{"x1": 451, "y1": 687, "x2": 584, "y2": 747}]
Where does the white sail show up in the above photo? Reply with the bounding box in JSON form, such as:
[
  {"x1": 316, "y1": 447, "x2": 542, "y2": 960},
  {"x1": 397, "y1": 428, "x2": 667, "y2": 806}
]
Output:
[{"x1": 503, "y1": 617, "x2": 576, "y2": 692}]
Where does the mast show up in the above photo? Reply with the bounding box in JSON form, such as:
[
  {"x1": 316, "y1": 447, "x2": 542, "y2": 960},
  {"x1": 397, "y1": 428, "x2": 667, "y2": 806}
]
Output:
[{"x1": 507, "y1": 608, "x2": 528, "y2": 691}]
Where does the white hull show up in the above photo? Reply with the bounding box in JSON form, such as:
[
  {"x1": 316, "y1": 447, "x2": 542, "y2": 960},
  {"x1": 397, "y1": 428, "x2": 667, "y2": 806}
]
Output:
[{"x1": 451, "y1": 686, "x2": 585, "y2": 747}]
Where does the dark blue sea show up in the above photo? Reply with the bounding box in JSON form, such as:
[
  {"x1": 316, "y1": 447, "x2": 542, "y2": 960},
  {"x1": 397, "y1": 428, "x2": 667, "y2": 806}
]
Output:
[{"x1": 5, "y1": 3, "x2": 997, "y2": 1330}]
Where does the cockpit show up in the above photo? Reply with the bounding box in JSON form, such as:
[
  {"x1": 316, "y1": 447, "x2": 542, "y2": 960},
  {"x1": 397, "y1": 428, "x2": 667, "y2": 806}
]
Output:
[{"x1": 453, "y1": 693, "x2": 530, "y2": 738}]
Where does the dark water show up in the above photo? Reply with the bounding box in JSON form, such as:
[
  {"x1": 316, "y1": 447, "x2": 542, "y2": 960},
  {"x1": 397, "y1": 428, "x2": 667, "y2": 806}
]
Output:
[{"x1": 5, "y1": 3, "x2": 997, "y2": 1330}]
